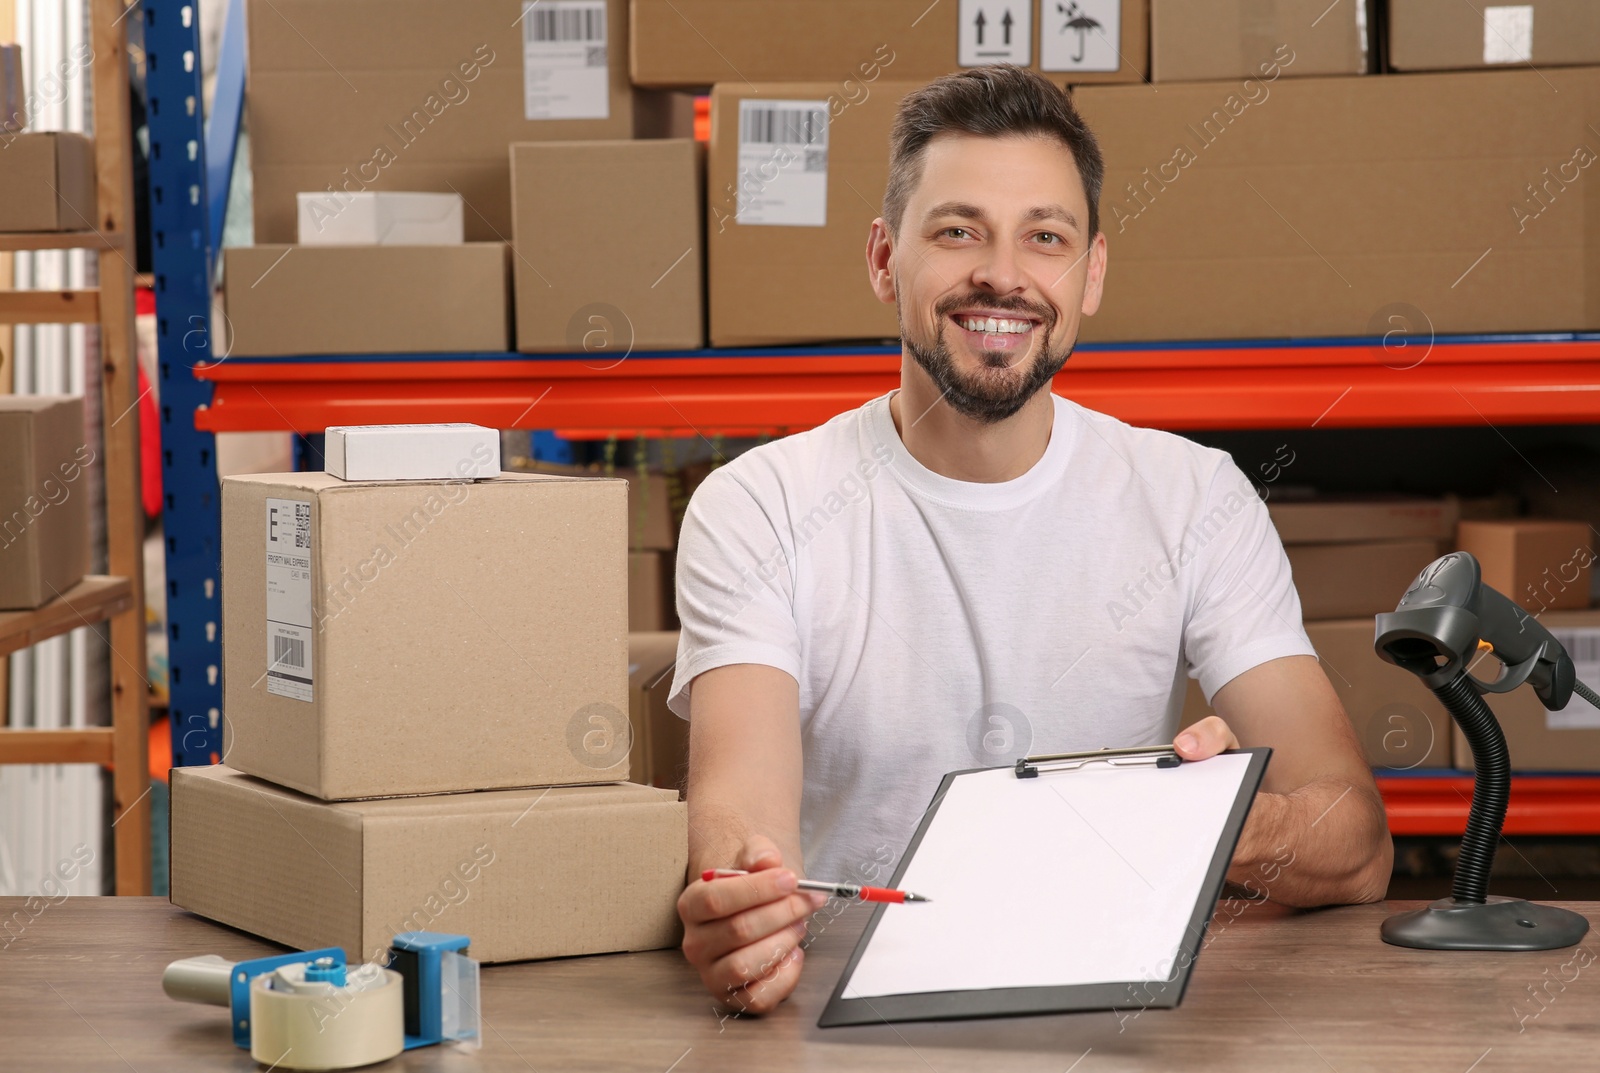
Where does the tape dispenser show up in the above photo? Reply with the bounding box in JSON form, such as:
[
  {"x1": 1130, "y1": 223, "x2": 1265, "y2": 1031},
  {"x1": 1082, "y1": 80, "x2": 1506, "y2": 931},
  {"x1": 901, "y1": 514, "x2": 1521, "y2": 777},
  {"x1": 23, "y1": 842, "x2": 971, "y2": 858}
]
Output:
[{"x1": 163, "y1": 931, "x2": 480, "y2": 1070}]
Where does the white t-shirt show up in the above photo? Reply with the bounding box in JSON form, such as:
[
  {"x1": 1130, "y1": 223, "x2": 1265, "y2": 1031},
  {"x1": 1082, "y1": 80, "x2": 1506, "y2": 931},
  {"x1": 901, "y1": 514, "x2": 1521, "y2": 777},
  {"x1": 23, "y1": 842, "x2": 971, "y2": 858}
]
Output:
[{"x1": 668, "y1": 391, "x2": 1315, "y2": 882}]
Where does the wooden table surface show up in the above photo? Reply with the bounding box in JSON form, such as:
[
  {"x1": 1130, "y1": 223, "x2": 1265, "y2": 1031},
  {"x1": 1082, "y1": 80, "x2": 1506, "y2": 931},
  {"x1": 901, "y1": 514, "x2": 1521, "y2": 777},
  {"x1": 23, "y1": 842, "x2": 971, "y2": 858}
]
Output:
[{"x1": 3, "y1": 896, "x2": 1598, "y2": 1072}]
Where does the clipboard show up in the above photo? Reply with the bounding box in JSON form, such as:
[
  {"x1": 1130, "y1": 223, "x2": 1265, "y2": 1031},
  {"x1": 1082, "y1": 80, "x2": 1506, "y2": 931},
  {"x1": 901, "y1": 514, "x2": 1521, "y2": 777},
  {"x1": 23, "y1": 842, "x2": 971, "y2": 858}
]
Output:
[{"x1": 818, "y1": 746, "x2": 1271, "y2": 1028}]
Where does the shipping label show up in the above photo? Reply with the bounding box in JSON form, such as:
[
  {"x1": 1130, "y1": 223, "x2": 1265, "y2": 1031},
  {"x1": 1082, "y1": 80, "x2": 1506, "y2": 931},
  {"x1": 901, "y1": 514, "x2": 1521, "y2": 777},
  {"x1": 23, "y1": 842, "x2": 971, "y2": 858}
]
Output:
[
  {"x1": 736, "y1": 99, "x2": 828, "y2": 228},
  {"x1": 522, "y1": 0, "x2": 610, "y2": 120},
  {"x1": 265, "y1": 498, "x2": 314, "y2": 703}
]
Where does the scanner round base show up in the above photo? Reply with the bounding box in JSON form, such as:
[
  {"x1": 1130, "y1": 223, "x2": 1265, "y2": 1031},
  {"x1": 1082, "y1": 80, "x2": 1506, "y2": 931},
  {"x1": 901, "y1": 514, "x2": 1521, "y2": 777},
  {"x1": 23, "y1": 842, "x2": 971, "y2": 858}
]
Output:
[{"x1": 1381, "y1": 895, "x2": 1590, "y2": 951}]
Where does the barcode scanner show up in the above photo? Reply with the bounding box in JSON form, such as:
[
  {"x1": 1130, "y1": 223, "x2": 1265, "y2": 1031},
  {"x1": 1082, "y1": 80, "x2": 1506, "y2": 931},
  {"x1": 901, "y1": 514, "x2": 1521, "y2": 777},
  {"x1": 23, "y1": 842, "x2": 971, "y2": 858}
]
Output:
[{"x1": 1373, "y1": 551, "x2": 1594, "y2": 950}]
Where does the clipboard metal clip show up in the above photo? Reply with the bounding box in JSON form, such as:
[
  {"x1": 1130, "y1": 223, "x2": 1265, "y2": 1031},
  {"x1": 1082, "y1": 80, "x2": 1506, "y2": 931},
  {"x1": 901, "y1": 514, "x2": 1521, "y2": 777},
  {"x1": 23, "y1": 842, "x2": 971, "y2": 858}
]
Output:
[{"x1": 1014, "y1": 745, "x2": 1183, "y2": 779}]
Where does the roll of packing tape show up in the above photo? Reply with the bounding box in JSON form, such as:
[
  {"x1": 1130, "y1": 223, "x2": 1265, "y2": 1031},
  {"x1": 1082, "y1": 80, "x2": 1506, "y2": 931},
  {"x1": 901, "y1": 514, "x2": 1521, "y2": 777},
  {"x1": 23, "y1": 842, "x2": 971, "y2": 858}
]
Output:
[{"x1": 248, "y1": 961, "x2": 404, "y2": 1071}]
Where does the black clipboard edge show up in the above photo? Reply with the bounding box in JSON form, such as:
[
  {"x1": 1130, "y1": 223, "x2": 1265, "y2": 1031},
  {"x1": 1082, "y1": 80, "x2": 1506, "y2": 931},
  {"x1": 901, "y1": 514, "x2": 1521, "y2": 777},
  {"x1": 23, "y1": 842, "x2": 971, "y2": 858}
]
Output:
[{"x1": 817, "y1": 747, "x2": 1273, "y2": 1028}]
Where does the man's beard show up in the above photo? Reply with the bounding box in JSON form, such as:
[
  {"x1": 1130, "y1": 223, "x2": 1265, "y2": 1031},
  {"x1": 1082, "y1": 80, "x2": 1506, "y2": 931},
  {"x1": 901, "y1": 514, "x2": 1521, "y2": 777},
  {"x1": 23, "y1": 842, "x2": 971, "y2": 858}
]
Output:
[{"x1": 900, "y1": 294, "x2": 1075, "y2": 425}]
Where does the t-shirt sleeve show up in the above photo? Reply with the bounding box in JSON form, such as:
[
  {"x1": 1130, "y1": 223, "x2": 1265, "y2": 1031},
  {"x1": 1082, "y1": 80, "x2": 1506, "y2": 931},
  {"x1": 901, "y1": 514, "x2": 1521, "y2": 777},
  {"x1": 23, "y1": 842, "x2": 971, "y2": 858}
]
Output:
[
  {"x1": 1183, "y1": 457, "x2": 1317, "y2": 704},
  {"x1": 667, "y1": 467, "x2": 802, "y2": 721}
]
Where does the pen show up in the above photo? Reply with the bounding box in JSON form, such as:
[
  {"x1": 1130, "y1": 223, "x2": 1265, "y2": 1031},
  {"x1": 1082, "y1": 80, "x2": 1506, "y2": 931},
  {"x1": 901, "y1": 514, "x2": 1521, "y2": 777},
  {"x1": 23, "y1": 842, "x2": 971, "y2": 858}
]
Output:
[{"x1": 701, "y1": 868, "x2": 933, "y2": 904}]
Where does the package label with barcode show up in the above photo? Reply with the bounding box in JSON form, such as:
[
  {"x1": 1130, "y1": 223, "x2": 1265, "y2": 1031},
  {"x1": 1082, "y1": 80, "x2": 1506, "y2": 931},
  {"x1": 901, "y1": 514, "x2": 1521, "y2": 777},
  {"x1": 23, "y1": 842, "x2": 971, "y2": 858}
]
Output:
[
  {"x1": 1549, "y1": 628, "x2": 1600, "y2": 729},
  {"x1": 736, "y1": 100, "x2": 829, "y2": 228},
  {"x1": 265, "y1": 498, "x2": 315, "y2": 703},
  {"x1": 522, "y1": 0, "x2": 609, "y2": 121}
]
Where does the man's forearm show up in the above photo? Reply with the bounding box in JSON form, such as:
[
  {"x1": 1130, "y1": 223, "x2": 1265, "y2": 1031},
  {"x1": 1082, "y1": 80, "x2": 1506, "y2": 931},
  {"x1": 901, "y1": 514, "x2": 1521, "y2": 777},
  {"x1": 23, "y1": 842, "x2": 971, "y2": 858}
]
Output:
[{"x1": 1227, "y1": 775, "x2": 1393, "y2": 907}]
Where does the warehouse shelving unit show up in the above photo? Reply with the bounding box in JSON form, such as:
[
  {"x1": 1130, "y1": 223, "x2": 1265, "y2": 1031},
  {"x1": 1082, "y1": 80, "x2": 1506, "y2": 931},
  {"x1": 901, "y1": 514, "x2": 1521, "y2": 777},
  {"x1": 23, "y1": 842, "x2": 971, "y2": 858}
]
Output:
[
  {"x1": 150, "y1": 4, "x2": 1600, "y2": 834},
  {"x1": 0, "y1": 0, "x2": 151, "y2": 895}
]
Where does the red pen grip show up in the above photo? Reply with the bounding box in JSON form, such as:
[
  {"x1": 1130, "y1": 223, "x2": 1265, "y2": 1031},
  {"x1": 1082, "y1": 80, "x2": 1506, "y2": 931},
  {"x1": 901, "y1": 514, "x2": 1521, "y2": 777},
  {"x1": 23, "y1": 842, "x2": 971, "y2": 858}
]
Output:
[{"x1": 858, "y1": 886, "x2": 907, "y2": 904}]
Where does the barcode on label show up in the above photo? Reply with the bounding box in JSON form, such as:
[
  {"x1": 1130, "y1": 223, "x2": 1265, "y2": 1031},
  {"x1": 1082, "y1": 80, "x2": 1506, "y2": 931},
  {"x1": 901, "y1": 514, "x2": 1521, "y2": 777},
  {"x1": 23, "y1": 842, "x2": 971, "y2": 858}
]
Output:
[
  {"x1": 1554, "y1": 630, "x2": 1600, "y2": 665},
  {"x1": 741, "y1": 107, "x2": 828, "y2": 148},
  {"x1": 293, "y1": 503, "x2": 310, "y2": 549},
  {"x1": 273, "y1": 634, "x2": 306, "y2": 670},
  {"x1": 526, "y1": 5, "x2": 605, "y2": 43}
]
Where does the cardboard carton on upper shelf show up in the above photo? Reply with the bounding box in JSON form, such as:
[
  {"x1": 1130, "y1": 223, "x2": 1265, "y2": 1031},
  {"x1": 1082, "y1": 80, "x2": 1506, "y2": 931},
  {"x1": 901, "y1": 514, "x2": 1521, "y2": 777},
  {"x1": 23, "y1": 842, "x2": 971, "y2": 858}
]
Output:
[
  {"x1": 510, "y1": 139, "x2": 704, "y2": 352},
  {"x1": 0, "y1": 132, "x2": 97, "y2": 232},
  {"x1": 1451, "y1": 611, "x2": 1600, "y2": 772},
  {"x1": 248, "y1": 0, "x2": 695, "y2": 243},
  {"x1": 1267, "y1": 496, "x2": 1459, "y2": 546},
  {"x1": 1388, "y1": 0, "x2": 1600, "y2": 72},
  {"x1": 220, "y1": 470, "x2": 630, "y2": 800},
  {"x1": 1286, "y1": 539, "x2": 1442, "y2": 621},
  {"x1": 170, "y1": 764, "x2": 687, "y2": 963},
  {"x1": 1180, "y1": 618, "x2": 1455, "y2": 769},
  {"x1": 296, "y1": 191, "x2": 465, "y2": 245},
  {"x1": 1456, "y1": 519, "x2": 1593, "y2": 614},
  {"x1": 627, "y1": 630, "x2": 686, "y2": 788},
  {"x1": 707, "y1": 80, "x2": 918, "y2": 346},
  {"x1": 1071, "y1": 67, "x2": 1600, "y2": 341},
  {"x1": 222, "y1": 244, "x2": 511, "y2": 357},
  {"x1": 1150, "y1": 0, "x2": 1375, "y2": 83},
  {"x1": 0, "y1": 396, "x2": 93, "y2": 610},
  {"x1": 630, "y1": 0, "x2": 1150, "y2": 87}
]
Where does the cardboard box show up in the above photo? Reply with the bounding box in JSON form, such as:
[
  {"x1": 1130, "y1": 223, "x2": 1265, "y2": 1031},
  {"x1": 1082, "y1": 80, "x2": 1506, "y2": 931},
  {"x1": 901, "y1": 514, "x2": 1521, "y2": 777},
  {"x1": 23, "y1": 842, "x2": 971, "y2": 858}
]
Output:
[
  {"x1": 1457, "y1": 519, "x2": 1592, "y2": 614},
  {"x1": 708, "y1": 81, "x2": 919, "y2": 346},
  {"x1": 1389, "y1": 0, "x2": 1600, "y2": 71},
  {"x1": 1072, "y1": 68, "x2": 1600, "y2": 341},
  {"x1": 631, "y1": 0, "x2": 1149, "y2": 88},
  {"x1": 627, "y1": 631, "x2": 686, "y2": 787},
  {"x1": 297, "y1": 191, "x2": 465, "y2": 245},
  {"x1": 629, "y1": 550, "x2": 675, "y2": 632},
  {"x1": 1452, "y1": 611, "x2": 1600, "y2": 771},
  {"x1": 510, "y1": 140, "x2": 704, "y2": 352},
  {"x1": 249, "y1": 0, "x2": 695, "y2": 243},
  {"x1": 223, "y1": 244, "x2": 510, "y2": 357},
  {"x1": 511, "y1": 460, "x2": 677, "y2": 550},
  {"x1": 1181, "y1": 619, "x2": 1455, "y2": 769},
  {"x1": 0, "y1": 397, "x2": 92, "y2": 610},
  {"x1": 221, "y1": 471, "x2": 630, "y2": 800},
  {"x1": 1286, "y1": 539, "x2": 1441, "y2": 620},
  {"x1": 325, "y1": 424, "x2": 501, "y2": 481},
  {"x1": 1268, "y1": 496, "x2": 1458, "y2": 546},
  {"x1": 170, "y1": 764, "x2": 687, "y2": 963},
  {"x1": 1151, "y1": 0, "x2": 1373, "y2": 82},
  {"x1": 0, "y1": 132, "x2": 97, "y2": 232}
]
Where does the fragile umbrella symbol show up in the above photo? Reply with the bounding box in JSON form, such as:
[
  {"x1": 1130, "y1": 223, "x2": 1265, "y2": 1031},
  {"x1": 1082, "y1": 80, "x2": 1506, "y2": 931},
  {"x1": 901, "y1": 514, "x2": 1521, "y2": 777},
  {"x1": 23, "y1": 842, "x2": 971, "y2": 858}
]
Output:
[{"x1": 1058, "y1": 2, "x2": 1102, "y2": 63}]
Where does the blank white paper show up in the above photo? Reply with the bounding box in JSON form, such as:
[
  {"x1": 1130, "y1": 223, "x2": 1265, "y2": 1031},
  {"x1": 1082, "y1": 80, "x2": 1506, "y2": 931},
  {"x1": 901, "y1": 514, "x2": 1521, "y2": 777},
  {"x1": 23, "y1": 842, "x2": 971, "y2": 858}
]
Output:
[{"x1": 841, "y1": 754, "x2": 1253, "y2": 999}]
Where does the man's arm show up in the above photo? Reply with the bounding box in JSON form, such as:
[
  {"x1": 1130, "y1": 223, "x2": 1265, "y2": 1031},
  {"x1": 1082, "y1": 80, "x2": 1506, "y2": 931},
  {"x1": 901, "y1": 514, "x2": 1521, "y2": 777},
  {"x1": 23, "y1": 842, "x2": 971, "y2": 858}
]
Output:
[
  {"x1": 676, "y1": 663, "x2": 824, "y2": 1015},
  {"x1": 1176, "y1": 654, "x2": 1393, "y2": 908}
]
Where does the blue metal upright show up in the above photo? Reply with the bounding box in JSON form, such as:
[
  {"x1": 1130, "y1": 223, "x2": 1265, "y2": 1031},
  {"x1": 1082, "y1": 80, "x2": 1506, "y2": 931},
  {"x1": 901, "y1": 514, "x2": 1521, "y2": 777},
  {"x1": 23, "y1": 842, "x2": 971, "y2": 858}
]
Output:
[{"x1": 145, "y1": 0, "x2": 225, "y2": 765}]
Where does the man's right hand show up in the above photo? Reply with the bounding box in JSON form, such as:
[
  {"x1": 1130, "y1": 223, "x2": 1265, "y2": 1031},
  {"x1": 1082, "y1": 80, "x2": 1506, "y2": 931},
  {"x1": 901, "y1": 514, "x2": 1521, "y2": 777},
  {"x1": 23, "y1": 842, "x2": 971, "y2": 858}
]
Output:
[{"x1": 678, "y1": 835, "x2": 828, "y2": 1015}]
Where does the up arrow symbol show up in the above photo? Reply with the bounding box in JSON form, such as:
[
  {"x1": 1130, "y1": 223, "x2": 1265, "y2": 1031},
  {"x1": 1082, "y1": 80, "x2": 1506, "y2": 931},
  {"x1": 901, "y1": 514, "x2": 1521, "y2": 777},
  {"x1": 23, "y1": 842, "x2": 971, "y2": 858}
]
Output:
[
  {"x1": 1002, "y1": 9, "x2": 1013, "y2": 45},
  {"x1": 974, "y1": 9, "x2": 986, "y2": 45}
]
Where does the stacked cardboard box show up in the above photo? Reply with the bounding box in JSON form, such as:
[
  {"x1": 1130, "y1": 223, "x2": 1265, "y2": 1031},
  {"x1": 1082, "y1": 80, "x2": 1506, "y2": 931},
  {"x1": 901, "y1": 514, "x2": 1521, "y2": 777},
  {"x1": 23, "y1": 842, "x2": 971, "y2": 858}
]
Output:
[
  {"x1": 170, "y1": 467, "x2": 689, "y2": 963},
  {"x1": 1150, "y1": 0, "x2": 1375, "y2": 82},
  {"x1": 0, "y1": 132, "x2": 96, "y2": 232},
  {"x1": 1269, "y1": 497, "x2": 1455, "y2": 620},
  {"x1": 630, "y1": 0, "x2": 1151, "y2": 87},
  {"x1": 1456, "y1": 519, "x2": 1593, "y2": 614},
  {"x1": 0, "y1": 397, "x2": 93, "y2": 610},
  {"x1": 1388, "y1": 0, "x2": 1600, "y2": 72},
  {"x1": 628, "y1": 630, "x2": 686, "y2": 788}
]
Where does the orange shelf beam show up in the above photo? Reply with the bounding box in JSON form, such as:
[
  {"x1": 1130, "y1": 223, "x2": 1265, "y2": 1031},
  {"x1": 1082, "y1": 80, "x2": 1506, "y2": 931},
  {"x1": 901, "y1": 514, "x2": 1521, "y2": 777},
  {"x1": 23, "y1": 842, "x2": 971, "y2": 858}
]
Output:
[
  {"x1": 1377, "y1": 775, "x2": 1600, "y2": 837},
  {"x1": 192, "y1": 336, "x2": 1600, "y2": 437}
]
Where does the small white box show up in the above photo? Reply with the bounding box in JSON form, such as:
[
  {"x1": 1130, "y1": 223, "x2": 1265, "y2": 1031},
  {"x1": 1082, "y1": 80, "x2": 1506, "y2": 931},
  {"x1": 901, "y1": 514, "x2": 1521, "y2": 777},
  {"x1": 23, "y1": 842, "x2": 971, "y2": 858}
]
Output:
[
  {"x1": 324, "y1": 423, "x2": 500, "y2": 481},
  {"x1": 296, "y1": 192, "x2": 464, "y2": 246}
]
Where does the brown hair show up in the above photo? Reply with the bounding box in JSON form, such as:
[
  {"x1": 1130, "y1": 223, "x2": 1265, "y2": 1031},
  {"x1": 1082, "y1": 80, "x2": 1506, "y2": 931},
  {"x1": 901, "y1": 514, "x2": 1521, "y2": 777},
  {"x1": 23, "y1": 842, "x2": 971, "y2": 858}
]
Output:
[{"x1": 882, "y1": 64, "x2": 1104, "y2": 241}]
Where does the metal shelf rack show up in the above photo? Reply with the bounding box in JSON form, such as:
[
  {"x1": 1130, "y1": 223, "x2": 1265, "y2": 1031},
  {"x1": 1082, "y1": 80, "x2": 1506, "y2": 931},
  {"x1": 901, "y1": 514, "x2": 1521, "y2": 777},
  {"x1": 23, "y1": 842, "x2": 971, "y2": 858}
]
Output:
[{"x1": 150, "y1": 5, "x2": 1600, "y2": 834}]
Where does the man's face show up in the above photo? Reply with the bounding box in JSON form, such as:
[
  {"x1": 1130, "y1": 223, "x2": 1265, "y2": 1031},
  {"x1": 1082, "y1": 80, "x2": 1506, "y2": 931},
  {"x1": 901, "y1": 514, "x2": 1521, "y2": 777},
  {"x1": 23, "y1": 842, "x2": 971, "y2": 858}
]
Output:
[{"x1": 872, "y1": 132, "x2": 1106, "y2": 423}]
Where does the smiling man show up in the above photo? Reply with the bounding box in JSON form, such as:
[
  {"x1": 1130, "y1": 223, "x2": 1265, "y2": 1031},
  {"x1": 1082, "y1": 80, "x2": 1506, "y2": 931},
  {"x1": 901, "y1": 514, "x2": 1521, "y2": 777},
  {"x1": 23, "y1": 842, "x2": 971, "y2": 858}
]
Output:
[{"x1": 669, "y1": 65, "x2": 1392, "y2": 1015}]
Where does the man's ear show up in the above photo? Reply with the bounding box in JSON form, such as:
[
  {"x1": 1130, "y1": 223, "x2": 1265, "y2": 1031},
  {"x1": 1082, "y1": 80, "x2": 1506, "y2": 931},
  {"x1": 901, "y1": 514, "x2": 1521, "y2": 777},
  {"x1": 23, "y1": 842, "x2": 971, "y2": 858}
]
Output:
[
  {"x1": 1079, "y1": 230, "x2": 1108, "y2": 317},
  {"x1": 866, "y1": 218, "x2": 897, "y2": 306}
]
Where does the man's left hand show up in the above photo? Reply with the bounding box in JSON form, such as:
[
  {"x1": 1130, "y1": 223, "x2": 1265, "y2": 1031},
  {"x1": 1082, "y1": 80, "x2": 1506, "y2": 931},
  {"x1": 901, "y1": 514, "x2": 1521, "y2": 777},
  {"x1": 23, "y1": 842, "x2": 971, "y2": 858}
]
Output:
[{"x1": 1174, "y1": 715, "x2": 1239, "y2": 760}]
